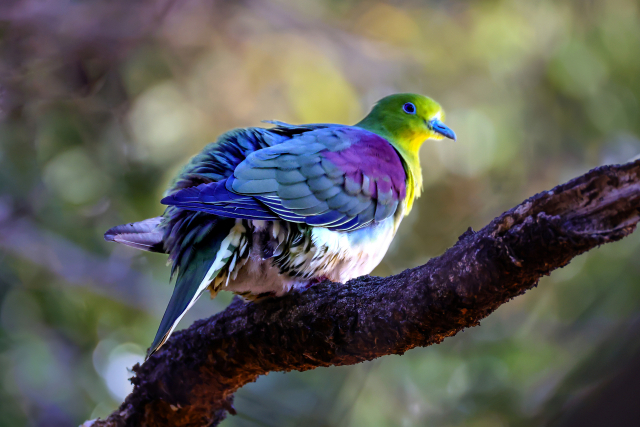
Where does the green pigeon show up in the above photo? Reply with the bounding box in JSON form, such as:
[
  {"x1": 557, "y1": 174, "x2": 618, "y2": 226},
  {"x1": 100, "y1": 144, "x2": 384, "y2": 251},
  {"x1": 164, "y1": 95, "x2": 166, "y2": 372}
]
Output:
[{"x1": 105, "y1": 93, "x2": 456, "y2": 356}]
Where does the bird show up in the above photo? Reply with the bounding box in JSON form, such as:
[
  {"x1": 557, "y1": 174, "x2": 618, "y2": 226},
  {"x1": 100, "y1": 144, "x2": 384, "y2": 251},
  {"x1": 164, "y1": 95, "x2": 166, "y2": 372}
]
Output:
[{"x1": 104, "y1": 93, "x2": 456, "y2": 356}]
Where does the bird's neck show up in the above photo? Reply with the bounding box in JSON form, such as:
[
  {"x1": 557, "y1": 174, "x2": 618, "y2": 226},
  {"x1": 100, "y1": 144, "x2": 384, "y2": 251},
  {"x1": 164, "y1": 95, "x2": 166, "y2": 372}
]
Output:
[{"x1": 355, "y1": 119, "x2": 423, "y2": 214}]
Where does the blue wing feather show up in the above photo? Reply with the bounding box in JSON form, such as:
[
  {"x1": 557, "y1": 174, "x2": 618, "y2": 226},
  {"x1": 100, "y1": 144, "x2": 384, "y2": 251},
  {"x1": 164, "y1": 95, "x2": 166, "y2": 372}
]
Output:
[
  {"x1": 161, "y1": 124, "x2": 406, "y2": 233},
  {"x1": 162, "y1": 185, "x2": 363, "y2": 231}
]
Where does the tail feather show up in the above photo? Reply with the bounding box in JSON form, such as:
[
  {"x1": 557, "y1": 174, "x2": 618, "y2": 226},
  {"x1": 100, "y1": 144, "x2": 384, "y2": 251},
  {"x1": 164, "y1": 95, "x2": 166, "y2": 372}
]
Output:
[
  {"x1": 148, "y1": 257, "x2": 222, "y2": 356},
  {"x1": 104, "y1": 217, "x2": 165, "y2": 253},
  {"x1": 147, "y1": 219, "x2": 246, "y2": 356}
]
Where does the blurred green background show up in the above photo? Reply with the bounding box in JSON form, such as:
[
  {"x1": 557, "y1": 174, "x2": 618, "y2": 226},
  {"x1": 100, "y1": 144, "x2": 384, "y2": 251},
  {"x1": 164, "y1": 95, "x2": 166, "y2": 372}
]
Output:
[{"x1": 1, "y1": 0, "x2": 639, "y2": 426}]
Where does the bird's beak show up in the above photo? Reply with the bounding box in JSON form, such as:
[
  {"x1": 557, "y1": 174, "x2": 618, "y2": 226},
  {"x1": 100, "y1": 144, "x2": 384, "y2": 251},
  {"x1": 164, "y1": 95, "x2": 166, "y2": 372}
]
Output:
[{"x1": 428, "y1": 118, "x2": 457, "y2": 141}]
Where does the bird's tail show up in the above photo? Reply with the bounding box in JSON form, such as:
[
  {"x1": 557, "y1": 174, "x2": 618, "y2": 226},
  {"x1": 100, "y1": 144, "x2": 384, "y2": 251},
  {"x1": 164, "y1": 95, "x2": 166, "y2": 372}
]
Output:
[
  {"x1": 147, "y1": 219, "x2": 247, "y2": 356},
  {"x1": 104, "y1": 217, "x2": 166, "y2": 253}
]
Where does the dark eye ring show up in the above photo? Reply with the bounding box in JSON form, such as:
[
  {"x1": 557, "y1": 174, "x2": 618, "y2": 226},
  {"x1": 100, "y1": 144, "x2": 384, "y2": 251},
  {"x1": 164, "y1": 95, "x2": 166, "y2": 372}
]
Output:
[{"x1": 402, "y1": 102, "x2": 416, "y2": 114}]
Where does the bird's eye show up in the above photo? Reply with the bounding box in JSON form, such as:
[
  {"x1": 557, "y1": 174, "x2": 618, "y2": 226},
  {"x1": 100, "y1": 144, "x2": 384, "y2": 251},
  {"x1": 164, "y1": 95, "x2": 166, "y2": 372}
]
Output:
[{"x1": 402, "y1": 102, "x2": 416, "y2": 114}]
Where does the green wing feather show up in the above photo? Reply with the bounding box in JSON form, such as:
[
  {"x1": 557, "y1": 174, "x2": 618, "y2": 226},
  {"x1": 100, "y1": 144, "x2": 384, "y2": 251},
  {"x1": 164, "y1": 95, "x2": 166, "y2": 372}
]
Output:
[{"x1": 148, "y1": 220, "x2": 245, "y2": 356}]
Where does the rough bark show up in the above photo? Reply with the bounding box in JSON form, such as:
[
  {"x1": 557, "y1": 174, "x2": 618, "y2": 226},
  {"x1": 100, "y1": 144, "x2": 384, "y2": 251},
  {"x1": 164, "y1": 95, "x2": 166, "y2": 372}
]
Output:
[{"x1": 86, "y1": 161, "x2": 640, "y2": 427}]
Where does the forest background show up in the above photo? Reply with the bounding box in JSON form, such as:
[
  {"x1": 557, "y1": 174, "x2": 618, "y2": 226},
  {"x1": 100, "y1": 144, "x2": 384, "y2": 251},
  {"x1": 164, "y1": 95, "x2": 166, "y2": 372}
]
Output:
[{"x1": 1, "y1": 1, "x2": 640, "y2": 426}]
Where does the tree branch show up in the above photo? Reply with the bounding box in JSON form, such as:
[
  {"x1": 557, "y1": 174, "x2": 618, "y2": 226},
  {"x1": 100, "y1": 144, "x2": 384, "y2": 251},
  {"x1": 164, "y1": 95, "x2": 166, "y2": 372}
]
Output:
[{"x1": 87, "y1": 161, "x2": 640, "y2": 427}]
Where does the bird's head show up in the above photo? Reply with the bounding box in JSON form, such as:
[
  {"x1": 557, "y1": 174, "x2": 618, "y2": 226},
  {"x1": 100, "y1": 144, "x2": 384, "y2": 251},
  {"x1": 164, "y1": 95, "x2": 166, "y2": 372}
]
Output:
[
  {"x1": 356, "y1": 93, "x2": 456, "y2": 209},
  {"x1": 357, "y1": 93, "x2": 455, "y2": 152}
]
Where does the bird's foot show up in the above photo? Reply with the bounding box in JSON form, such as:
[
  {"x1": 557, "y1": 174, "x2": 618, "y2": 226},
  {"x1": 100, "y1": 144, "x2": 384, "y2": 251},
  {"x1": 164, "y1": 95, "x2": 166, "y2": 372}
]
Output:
[{"x1": 304, "y1": 276, "x2": 331, "y2": 289}]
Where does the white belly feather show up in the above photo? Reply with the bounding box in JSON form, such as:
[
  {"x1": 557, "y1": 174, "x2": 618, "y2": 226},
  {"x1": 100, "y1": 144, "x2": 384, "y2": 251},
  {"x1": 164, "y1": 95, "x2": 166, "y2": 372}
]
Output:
[{"x1": 223, "y1": 215, "x2": 401, "y2": 297}]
